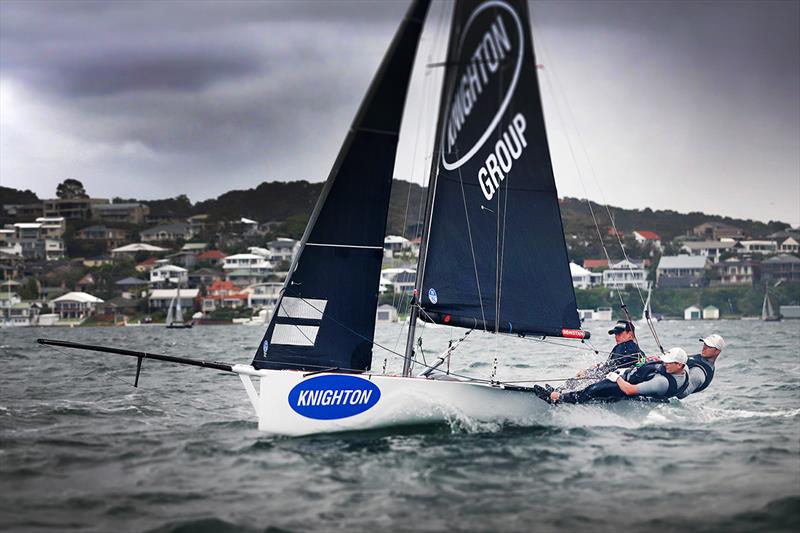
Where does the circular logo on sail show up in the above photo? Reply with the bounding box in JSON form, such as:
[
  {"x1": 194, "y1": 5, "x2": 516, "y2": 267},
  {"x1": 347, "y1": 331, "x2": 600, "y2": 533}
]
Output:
[
  {"x1": 262, "y1": 339, "x2": 269, "y2": 354},
  {"x1": 428, "y1": 287, "x2": 438, "y2": 304},
  {"x1": 441, "y1": 0, "x2": 524, "y2": 171}
]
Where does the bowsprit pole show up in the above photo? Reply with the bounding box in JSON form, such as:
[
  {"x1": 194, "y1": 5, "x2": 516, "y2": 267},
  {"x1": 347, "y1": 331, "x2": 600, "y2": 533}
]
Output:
[{"x1": 37, "y1": 338, "x2": 235, "y2": 387}]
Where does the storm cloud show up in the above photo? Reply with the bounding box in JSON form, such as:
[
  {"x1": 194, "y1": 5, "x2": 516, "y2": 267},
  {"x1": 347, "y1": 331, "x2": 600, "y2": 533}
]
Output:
[{"x1": 0, "y1": 0, "x2": 797, "y2": 225}]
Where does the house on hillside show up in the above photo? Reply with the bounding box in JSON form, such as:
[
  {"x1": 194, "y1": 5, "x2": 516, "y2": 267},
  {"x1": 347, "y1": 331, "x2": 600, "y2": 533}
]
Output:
[
  {"x1": 760, "y1": 254, "x2": 800, "y2": 283},
  {"x1": 140, "y1": 223, "x2": 192, "y2": 243},
  {"x1": 680, "y1": 240, "x2": 738, "y2": 263},
  {"x1": 633, "y1": 231, "x2": 662, "y2": 251},
  {"x1": 583, "y1": 259, "x2": 609, "y2": 271},
  {"x1": 148, "y1": 288, "x2": 199, "y2": 311},
  {"x1": 779, "y1": 237, "x2": 799, "y2": 254},
  {"x1": 51, "y1": 291, "x2": 104, "y2": 320},
  {"x1": 656, "y1": 255, "x2": 708, "y2": 288},
  {"x1": 165, "y1": 251, "x2": 197, "y2": 270},
  {"x1": 684, "y1": 305, "x2": 702, "y2": 320},
  {"x1": 92, "y1": 202, "x2": 149, "y2": 225},
  {"x1": 115, "y1": 276, "x2": 149, "y2": 299},
  {"x1": 602, "y1": 260, "x2": 648, "y2": 290},
  {"x1": 200, "y1": 280, "x2": 248, "y2": 312},
  {"x1": 737, "y1": 240, "x2": 778, "y2": 255},
  {"x1": 692, "y1": 221, "x2": 745, "y2": 240},
  {"x1": 266, "y1": 238, "x2": 299, "y2": 263},
  {"x1": 76, "y1": 225, "x2": 127, "y2": 249},
  {"x1": 703, "y1": 305, "x2": 720, "y2": 320},
  {"x1": 196, "y1": 250, "x2": 227, "y2": 266},
  {"x1": 150, "y1": 264, "x2": 188, "y2": 287},
  {"x1": 188, "y1": 268, "x2": 224, "y2": 289},
  {"x1": 244, "y1": 282, "x2": 282, "y2": 310},
  {"x1": 711, "y1": 258, "x2": 756, "y2": 286},
  {"x1": 570, "y1": 262, "x2": 600, "y2": 289},
  {"x1": 112, "y1": 243, "x2": 168, "y2": 258}
]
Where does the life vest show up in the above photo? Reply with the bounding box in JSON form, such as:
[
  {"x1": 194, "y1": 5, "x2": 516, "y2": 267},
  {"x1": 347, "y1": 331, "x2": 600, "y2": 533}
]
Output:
[
  {"x1": 686, "y1": 355, "x2": 715, "y2": 393},
  {"x1": 624, "y1": 362, "x2": 690, "y2": 399}
]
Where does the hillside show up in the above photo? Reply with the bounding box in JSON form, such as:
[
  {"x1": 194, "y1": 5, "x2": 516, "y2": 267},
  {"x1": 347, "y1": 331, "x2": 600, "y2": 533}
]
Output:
[{"x1": 1, "y1": 180, "x2": 790, "y2": 244}]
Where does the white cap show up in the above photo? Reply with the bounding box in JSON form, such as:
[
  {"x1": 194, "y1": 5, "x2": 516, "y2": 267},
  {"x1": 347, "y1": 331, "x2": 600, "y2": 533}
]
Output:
[
  {"x1": 662, "y1": 347, "x2": 688, "y2": 365},
  {"x1": 699, "y1": 334, "x2": 725, "y2": 350}
]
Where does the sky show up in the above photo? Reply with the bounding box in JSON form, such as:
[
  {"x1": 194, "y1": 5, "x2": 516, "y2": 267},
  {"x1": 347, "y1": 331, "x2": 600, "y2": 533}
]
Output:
[{"x1": 0, "y1": 0, "x2": 798, "y2": 226}]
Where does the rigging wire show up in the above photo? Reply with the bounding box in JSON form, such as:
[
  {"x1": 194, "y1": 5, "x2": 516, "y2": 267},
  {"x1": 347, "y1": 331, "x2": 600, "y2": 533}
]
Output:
[{"x1": 530, "y1": 16, "x2": 665, "y2": 353}]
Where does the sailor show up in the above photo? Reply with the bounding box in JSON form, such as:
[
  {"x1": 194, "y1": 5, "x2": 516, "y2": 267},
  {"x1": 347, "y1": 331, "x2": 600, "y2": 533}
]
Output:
[
  {"x1": 559, "y1": 320, "x2": 643, "y2": 390},
  {"x1": 540, "y1": 347, "x2": 690, "y2": 404},
  {"x1": 675, "y1": 334, "x2": 724, "y2": 399}
]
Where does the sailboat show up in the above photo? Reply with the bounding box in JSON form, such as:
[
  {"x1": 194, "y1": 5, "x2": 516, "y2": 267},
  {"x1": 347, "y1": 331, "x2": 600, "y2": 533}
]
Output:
[
  {"x1": 637, "y1": 284, "x2": 658, "y2": 325},
  {"x1": 761, "y1": 289, "x2": 780, "y2": 321},
  {"x1": 39, "y1": 0, "x2": 593, "y2": 436},
  {"x1": 166, "y1": 284, "x2": 192, "y2": 329}
]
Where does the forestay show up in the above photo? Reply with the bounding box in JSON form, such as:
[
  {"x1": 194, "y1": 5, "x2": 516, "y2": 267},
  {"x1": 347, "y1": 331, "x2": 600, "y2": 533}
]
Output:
[
  {"x1": 417, "y1": 0, "x2": 582, "y2": 338},
  {"x1": 252, "y1": 0, "x2": 432, "y2": 372}
]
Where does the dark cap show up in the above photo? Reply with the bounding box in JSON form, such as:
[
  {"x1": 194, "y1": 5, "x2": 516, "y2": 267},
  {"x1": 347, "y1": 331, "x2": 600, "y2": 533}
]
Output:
[{"x1": 608, "y1": 320, "x2": 635, "y2": 335}]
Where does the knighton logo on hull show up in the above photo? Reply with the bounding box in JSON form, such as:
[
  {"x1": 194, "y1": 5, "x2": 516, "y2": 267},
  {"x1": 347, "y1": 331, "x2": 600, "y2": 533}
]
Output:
[
  {"x1": 288, "y1": 374, "x2": 381, "y2": 420},
  {"x1": 441, "y1": 1, "x2": 529, "y2": 201}
]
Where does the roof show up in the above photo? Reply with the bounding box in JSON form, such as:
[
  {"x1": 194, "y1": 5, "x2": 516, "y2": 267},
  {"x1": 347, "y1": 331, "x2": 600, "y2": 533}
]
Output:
[
  {"x1": 197, "y1": 250, "x2": 226, "y2": 260},
  {"x1": 208, "y1": 280, "x2": 237, "y2": 291},
  {"x1": 763, "y1": 254, "x2": 800, "y2": 264},
  {"x1": 116, "y1": 276, "x2": 148, "y2": 286},
  {"x1": 267, "y1": 239, "x2": 296, "y2": 249},
  {"x1": 14, "y1": 223, "x2": 41, "y2": 229},
  {"x1": 112, "y1": 243, "x2": 168, "y2": 253},
  {"x1": 583, "y1": 259, "x2": 609, "y2": 269},
  {"x1": 634, "y1": 230, "x2": 661, "y2": 240},
  {"x1": 141, "y1": 223, "x2": 189, "y2": 235},
  {"x1": 93, "y1": 203, "x2": 143, "y2": 211},
  {"x1": 149, "y1": 288, "x2": 200, "y2": 299},
  {"x1": 137, "y1": 257, "x2": 159, "y2": 267},
  {"x1": 240, "y1": 217, "x2": 258, "y2": 224},
  {"x1": 152, "y1": 264, "x2": 188, "y2": 273},
  {"x1": 681, "y1": 241, "x2": 736, "y2": 250},
  {"x1": 52, "y1": 291, "x2": 104, "y2": 303},
  {"x1": 225, "y1": 253, "x2": 266, "y2": 260},
  {"x1": 569, "y1": 262, "x2": 593, "y2": 276},
  {"x1": 181, "y1": 243, "x2": 208, "y2": 251},
  {"x1": 657, "y1": 255, "x2": 708, "y2": 269}
]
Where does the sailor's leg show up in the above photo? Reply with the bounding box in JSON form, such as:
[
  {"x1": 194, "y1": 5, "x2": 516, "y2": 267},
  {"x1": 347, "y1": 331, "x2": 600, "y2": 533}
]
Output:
[{"x1": 559, "y1": 380, "x2": 627, "y2": 404}]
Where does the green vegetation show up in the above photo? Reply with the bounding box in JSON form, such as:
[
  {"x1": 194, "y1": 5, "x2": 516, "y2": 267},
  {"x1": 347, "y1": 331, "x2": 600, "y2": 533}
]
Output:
[{"x1": 575, "y1": 282, "x2": 800, "y2": 319}]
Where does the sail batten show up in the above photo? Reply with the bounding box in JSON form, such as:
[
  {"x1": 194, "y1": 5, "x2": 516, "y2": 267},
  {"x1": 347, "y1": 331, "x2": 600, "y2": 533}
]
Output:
[
  {"x1": 416, "y1": 0, "x2": 581, "y2": 338},
  {"x1": 252, "y1": 0, "x2": 432, "y2": 372}
]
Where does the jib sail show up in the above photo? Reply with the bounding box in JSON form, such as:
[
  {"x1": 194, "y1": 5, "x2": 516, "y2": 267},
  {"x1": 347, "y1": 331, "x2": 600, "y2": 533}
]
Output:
[{"x1": 252, "y1": 0, "x2": 431, "y2": 371}]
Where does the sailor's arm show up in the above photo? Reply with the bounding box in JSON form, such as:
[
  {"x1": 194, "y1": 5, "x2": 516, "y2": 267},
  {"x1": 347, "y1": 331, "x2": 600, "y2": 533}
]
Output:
[
  {"x1": 606, "y1": 372, "x2": 639, "y2": 396},
  {"x1": 606, "y1": 373, "x2": 669, "y2": 397}
]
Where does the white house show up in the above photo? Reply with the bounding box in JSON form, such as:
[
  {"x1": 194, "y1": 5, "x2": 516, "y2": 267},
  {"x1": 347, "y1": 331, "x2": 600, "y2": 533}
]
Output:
[
  {"x1": 633, "y1": 231, "x2": 662, "y2": 251},
  {"x1": 703, "y1": 305, "x2": 720, "y2": 320},
  {"x1": 684, "y1": 305, "x2": 702, "y2": 320},
  {"x1": 150, "y1": 264, "x2": 188, "y2": 286},
  {"x1": 243, "y1": 282, "x2": 283, "y2": 310},
  {"x1": 376, "y1": 304, "x2": 398, "y2": 323},
  {"x1": 51, "y1": 291, "x2": 104, "y2": 320},
  {"x1": 737, "y1": 240, "x2": 778, "y2": 255},
  {"x1": 384, "y1": 235, "x2": 411, "y2": 252},
  {"x1": 779, "y1": 237, "x2": 799, "y2": 253},
  {"x1": 222, "y1": 253, "x2": 272, "y2": 273},
  {"x1": 266, "y1": 238, "x2": 299, "y2": 263},
  {"x1": 680, "y1": 241, "x2": 737, "y2": 263},
  {"x1": 602, "y1": 259, "x2": 648, "y2": 290},
  {"x1": 570, "y1": 262, "x2": 600, "y2": 290},
  {"x1": 148, "y1": 288, "x2": 199, "y2": 310}
]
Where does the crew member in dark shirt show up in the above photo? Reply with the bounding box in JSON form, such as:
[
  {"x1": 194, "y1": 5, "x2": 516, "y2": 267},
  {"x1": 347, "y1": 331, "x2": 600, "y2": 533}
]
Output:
[{"x1": 558, "y1": 320, "x2": 643, "y2": 391}]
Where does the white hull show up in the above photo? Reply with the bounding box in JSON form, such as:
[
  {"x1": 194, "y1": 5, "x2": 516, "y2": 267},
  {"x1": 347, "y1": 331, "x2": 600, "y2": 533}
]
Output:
[{"x1": 233, "y1": 366, "x2": 544, "y2": 436}]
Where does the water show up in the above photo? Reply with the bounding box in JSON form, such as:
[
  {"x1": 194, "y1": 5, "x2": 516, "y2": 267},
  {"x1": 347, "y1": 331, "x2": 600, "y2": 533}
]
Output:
[{"x1": 2, "y1": 320, "x2": 799, "y2": 532}]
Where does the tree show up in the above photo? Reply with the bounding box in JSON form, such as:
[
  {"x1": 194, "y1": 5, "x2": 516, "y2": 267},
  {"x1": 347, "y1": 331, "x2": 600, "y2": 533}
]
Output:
[
  {"x1": 19, "y1": 278, "x2": 39, "y2": 300},
  {"x1": 56, "y1": 179, "x2": 89, "y2": 199}
]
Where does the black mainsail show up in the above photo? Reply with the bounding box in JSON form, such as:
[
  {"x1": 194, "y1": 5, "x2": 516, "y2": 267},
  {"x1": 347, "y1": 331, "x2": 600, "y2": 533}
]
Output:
[
  {"x1": 414, "y1": 0, "x2": 583, "y2": 339},
  {"x1": 252, "y1": 0, "x2": 431, "y2": 371}
]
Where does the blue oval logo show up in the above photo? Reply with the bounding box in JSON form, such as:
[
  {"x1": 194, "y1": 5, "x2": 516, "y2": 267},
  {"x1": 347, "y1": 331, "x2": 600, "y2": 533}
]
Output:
[
  {"x1": 428, "y1": 287, "x2": 438, "y2": 305},
  {"x1": 288, "y1": 375, "x2": 381, "y2": 420}
]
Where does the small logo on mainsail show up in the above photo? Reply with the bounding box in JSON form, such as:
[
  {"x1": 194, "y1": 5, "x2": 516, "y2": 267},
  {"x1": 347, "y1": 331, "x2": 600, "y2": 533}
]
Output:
[
  {"x1": 262, "y1": 340, "x2": 269, "y2": 354},
  {"x1": 428, "y1": 288, "x2": 438, "y2": 304}
]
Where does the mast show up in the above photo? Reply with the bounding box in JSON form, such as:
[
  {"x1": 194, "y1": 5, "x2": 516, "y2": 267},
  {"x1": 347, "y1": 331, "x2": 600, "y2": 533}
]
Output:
[{"x1": 403, "y1": 2, "x2": 457, "y2": 377}]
